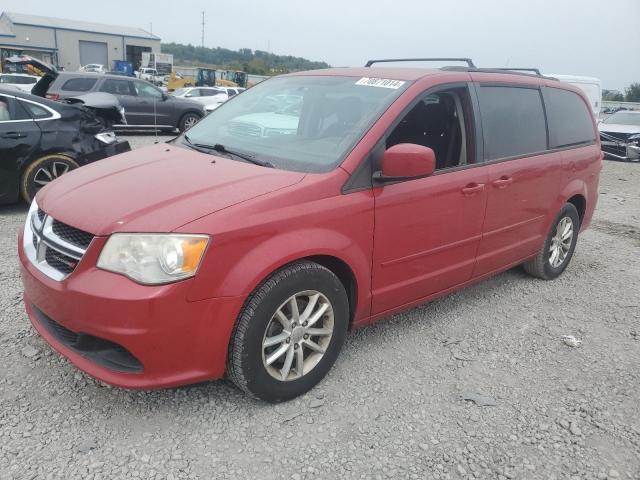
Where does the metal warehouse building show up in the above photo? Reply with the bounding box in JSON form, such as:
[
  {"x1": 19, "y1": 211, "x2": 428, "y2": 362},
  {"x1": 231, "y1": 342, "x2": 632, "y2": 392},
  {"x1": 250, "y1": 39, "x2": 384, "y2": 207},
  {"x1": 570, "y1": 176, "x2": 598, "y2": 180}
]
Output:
[{"x1": 0, "y1": 12, "x2": 160, "y2": 71}]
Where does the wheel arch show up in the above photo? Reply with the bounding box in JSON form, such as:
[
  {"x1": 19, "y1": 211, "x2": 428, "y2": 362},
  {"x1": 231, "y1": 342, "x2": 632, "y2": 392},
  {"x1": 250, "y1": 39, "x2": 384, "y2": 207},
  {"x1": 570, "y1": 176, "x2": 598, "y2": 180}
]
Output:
[
  {"x1": 546, "y1": 179, "x2": 589, "y2": 233},
  {"x1": 566, "y1": 193, "x2": 586, "y2": 226},
  {"x1": 300, "y1": 255, "x2": 358, "y2": 329}
]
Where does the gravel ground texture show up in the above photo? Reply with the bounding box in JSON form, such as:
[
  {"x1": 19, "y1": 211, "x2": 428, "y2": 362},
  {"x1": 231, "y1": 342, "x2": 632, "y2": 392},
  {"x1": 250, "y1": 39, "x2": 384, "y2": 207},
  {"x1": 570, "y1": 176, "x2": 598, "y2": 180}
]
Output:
[{"x1": 1, "y1": 134, "x2": 639, "y2": 480}]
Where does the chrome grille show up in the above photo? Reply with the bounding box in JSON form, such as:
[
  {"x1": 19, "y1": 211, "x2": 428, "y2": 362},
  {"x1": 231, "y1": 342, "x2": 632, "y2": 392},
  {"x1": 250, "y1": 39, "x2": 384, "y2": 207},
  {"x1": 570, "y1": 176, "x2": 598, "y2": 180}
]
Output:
[
  {"x1": 24, "y1": 208, "x2": 93, "y2": 281},
  {"x1": 52, "y1": 220, "x2": 93, "y2": 250},
  {"x1": 228, "y1": 121, "x2": 262, "y2": 137}
]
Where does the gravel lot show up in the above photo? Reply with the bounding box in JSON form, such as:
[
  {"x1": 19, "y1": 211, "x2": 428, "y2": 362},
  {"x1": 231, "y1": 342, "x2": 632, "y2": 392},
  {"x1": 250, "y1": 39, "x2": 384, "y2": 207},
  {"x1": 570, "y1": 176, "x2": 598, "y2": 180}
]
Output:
[{"x1": 1, "y1": 135, "x2": 639, "y2": 480}]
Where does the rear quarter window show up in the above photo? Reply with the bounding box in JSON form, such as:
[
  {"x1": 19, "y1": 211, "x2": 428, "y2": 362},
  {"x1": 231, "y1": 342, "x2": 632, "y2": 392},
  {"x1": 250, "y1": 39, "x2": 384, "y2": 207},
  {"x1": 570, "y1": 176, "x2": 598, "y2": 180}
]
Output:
[
  {"x1": 60, "y1": 77, "x2": 98, "y2": 92},
  {"x1": 477, "y1": 86, "x2": 548, "y2": 160},
  {"x1": 20, "y1": 101, "x2": 53, "y2": 119},
  {"x1": 544, "y1": 87, "x2": 596, "y2": 148}
]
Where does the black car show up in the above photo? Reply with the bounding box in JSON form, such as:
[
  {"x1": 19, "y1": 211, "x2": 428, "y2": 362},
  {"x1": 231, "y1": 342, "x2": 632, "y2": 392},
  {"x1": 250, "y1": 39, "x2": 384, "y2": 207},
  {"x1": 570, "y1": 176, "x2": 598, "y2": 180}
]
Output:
[
  {"x1": 0, "y1": 87, "x2": 130, "y2": 204},
  {"x1": 6, "y1": 56, "x2": 205, "y2": 133}
]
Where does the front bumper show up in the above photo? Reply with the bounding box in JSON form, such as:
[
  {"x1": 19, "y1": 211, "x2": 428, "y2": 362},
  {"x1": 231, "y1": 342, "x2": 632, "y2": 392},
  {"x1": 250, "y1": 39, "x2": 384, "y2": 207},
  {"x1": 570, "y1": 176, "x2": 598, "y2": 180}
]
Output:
[
  {"x1": 81, "y1": 139, "x2": 131, "y2": 164},
  {"x1": 600, "y1": 133, "x2": 640, "y2": 161},
  {"x1": 19, "y1": 231, "x2": 243, "y2": 389}
]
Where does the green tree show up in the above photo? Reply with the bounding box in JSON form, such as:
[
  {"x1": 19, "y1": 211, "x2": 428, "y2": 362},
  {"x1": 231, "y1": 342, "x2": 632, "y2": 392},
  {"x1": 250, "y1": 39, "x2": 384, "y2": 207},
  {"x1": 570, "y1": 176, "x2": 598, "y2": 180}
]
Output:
[
  {"x1": 161, "y1": 42, "x2": 330, "y2": 74},
  {"x1": 602, "y1": 89, "x2": 624, "y2": 101},
  {"x1": 625, "y1": 83, "x2": 640, "y2": 102}
]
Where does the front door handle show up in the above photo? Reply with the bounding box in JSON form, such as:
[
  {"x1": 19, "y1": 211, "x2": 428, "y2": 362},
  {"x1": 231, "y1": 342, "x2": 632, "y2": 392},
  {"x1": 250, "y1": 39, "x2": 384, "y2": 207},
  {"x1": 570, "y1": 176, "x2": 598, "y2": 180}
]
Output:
[
  {"x1": 461, "y1": 183, "x2": 485, "y2": 196},
  {"x1": 492, "y1": 176, "x2": 513, "y2": 188},
  {"x1": 1, "y1": 132, "x2": 26, "y2": 139}
]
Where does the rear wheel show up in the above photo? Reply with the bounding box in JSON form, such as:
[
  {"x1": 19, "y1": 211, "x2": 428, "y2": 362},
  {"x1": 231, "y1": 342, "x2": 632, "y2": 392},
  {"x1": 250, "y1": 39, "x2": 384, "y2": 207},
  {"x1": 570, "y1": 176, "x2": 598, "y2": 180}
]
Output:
[
  {"x1": 179, "y1": 112, "x2": 201, "y2": 132},
  {"x1": 523, "y1": 203, "x2": 580, "y2": 280},
  {"x1": 20, "y1": 154, "x2": 79, "y2": 203},
  {"x1": 228, "y1": 261, "x2": 349, "y2": 402}
]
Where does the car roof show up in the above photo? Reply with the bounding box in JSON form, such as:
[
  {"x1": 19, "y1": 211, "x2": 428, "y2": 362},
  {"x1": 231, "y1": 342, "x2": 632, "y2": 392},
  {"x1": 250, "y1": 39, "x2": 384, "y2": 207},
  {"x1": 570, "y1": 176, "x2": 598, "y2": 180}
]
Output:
[
  {"x1": 288, "y1": 67, "x2": 444, "y2": 81},
  {"x1": 57, "y1": 72, "x2": 143, "y2": 81},
  {"x1": 287, "y1": 66, "x2": 565, "y2": 87}
]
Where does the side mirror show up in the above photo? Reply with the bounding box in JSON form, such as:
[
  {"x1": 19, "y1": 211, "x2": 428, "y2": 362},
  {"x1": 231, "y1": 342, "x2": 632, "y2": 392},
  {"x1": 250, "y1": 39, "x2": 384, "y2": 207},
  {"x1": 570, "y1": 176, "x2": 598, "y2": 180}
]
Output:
[{"x1": 374, "y1": 143, "x2": 436, "y2": 183}]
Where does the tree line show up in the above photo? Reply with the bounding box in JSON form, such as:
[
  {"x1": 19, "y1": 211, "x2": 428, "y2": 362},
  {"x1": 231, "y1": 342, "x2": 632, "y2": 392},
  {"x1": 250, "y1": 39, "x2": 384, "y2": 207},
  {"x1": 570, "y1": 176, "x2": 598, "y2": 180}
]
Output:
[
  {"x1": 161, "y1": 43, "x2": 330, "y2": 75},
  {"x1": 603, "y1": 83, "x2": 640, "y2": 103}
]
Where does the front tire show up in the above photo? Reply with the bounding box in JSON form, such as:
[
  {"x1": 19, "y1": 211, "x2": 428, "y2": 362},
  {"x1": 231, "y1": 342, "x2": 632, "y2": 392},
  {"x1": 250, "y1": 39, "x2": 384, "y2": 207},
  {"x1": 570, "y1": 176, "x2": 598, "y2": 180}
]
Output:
[
  {"x1": 20, "y1": 154, "x2": 79, "y2": 203},
  {"x1": 228, "y1": 261, "x2": 349, "y2": 402},
  {"x1": 523, "y1": 203, "x2": 580, "y2": 280}
]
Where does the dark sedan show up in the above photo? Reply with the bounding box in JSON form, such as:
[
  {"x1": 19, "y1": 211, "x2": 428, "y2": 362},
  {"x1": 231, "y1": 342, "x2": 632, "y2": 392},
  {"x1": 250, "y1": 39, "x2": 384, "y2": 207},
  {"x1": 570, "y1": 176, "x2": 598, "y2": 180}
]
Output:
[{"x1": 0, "y1": 87, "x2": 130, "y2": 204}]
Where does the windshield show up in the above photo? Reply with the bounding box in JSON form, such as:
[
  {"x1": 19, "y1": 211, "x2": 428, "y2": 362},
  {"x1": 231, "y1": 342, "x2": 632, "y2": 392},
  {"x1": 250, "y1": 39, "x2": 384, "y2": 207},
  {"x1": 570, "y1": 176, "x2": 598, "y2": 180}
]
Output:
[
  {"x1": 603, "y1": 112, "x2": 640, "y2": 126},
  {"x1": 172, "y1": 88, "x2": 188, "y2": 96},
  {"x1": 179, "y1": 75, "x2": 410, "y2": 172}
]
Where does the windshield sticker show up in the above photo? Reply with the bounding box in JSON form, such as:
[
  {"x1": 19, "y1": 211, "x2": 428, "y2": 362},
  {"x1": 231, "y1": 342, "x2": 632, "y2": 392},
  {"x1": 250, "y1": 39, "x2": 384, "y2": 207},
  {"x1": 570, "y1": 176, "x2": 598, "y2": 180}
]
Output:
[{"x1": 355, "y1": 77, "x2": 405, "y2": 89}]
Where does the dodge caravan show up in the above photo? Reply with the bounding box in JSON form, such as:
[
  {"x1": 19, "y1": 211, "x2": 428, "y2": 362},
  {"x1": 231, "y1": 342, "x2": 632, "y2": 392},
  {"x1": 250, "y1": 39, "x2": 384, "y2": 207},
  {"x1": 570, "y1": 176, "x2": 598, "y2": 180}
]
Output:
[{"x1": 19, "y1": 59, "x2": 602, "y2": 401}]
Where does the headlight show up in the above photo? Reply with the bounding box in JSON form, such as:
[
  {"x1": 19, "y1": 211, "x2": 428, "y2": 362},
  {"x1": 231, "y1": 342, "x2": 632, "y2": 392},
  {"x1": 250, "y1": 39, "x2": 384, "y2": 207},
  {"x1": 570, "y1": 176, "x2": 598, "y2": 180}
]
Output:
[
  {"x1": 629, "y1": 134, "x2": 640, "y2": 144},
  {"x1": 97, "y1": 233, "x2": 209, "y2": 284},
  {"x1": 95, "y1": 132, "x2": 117, "y2": 145}
]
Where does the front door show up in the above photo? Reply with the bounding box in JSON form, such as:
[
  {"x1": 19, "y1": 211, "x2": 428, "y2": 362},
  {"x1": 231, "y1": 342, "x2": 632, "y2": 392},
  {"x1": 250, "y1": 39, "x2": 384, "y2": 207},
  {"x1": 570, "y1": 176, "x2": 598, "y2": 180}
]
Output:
[{"x1": 371, "y1": 84, "x2": 488, "y2": 315}]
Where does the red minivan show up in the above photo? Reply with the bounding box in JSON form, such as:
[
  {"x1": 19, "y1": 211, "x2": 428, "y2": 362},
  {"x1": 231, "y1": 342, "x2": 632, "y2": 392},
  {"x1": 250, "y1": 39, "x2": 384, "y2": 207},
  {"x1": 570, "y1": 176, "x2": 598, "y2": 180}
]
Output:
[{"x1": 19, "y1": 59, "x2": 602, "y2": 401}]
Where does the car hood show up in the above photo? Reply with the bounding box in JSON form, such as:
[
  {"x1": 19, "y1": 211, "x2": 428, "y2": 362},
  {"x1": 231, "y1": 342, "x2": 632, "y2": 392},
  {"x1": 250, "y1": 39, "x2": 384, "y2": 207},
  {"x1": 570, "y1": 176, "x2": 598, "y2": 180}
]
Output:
[
  {"x1": 598, "y1": 123, "x2": 640, "y2": 134},
  {"x1": 37, "y1": 143, "x2": 305, "y2": 236}
]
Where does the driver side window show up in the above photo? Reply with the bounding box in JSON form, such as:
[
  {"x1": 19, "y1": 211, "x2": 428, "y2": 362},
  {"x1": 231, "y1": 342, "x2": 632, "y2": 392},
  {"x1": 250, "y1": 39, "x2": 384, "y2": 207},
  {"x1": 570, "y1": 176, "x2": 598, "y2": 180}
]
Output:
[{"x1": 386, "y1": 87, "x2": 475, "y2": 170}]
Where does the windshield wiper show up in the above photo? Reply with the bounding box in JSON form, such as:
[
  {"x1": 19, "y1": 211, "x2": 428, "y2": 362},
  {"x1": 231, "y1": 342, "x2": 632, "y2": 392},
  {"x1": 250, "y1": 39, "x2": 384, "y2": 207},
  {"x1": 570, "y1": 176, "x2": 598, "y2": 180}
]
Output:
[
  {"x1": 183, "y1": 136, "x2": 274, "y2": 168},
  {"x1": 183, "y1": 134, "x2": 217, "y2": 155},
  {"x1": 211, "y1": 143, "x2": 275, "y2": 168}
]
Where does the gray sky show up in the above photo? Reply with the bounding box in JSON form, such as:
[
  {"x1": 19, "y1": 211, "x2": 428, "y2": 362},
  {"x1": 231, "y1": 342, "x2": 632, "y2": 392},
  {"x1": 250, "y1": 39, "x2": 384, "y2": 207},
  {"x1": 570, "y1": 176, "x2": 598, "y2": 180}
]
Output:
[{"x1": 3, "y1": 0, "x2": 639, "y2": 90}]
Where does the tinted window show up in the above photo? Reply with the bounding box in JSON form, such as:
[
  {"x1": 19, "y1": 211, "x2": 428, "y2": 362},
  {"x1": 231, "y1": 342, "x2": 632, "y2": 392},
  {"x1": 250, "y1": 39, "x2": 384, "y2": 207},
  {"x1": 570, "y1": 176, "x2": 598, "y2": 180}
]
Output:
[
  {"x1": 227, "y1": 89, "x2": 237, "y2": 97},
  {"x1": 20, "y1": 101, "x2": 53, "y2": 119},
  {"x1": 61, "y1": 77, "x2": 98, "y2": 92},
  {"x1": 0, "y1": 95, "x2": 14, "y2": 121},
  {"x1": 101, "y1": 79, "x2": 134, "y2": 95},
  {"x1": 200, "y1": 89, "x2": 222, "y2": 97},
  {"x1": 477, "y1": 86, "x2": 547, "y2": 160},
  {"x1": 545, "y1": 88, "x2": 596, "y2": 148},
  {"x1": 0, "y1": 75, "x2": 36, "y2": 84}
]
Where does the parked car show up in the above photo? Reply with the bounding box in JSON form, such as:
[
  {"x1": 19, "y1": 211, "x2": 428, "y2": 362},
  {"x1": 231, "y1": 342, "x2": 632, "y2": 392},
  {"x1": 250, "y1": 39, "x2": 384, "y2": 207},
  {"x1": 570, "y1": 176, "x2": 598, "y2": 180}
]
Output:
[
  {"x1": 79, "y1": 64, "x2": 106, "y2": 74},
  {"x1": 136, "y1": 67, "x2": 163, "y2": 85},
  {"x1": 171, "y1": 86, "x2": 228, "y2": 108},
  {"x1": 19, "y1": 60, "x2": 602, "y2": 402},
  {"x1": 599, "y1": 111, "x2": 640, "y2": 161},
  {"x1": 6, "y1": 56, "x2": 205, "y2": 132},
  {"x1": 0, "y1": 87, "x2": 130, "y2": 204},
  {"x1": 0, "y1": 73, "x2": 39, "y2": 93}
]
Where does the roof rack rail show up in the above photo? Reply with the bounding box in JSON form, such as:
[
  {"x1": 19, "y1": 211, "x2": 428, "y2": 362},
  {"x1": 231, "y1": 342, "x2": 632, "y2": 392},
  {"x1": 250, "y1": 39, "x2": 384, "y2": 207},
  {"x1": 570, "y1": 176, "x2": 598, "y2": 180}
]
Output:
[
  {"x1": 441, "y1": 66, "x2": 558, "y2": 80},
  {"x1": 365, "y1": 58, "x2": 476, "y2": 68},
  {"x1": 488, "y1": 67, "x2": 543, "y2": 76}
]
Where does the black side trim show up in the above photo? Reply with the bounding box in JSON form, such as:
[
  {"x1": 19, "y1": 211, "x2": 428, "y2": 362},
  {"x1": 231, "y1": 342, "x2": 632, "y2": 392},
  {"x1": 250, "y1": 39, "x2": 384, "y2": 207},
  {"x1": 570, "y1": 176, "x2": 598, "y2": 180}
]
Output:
[{"x1": 33, "y1": 306, "x2": 143, "y2": 373}]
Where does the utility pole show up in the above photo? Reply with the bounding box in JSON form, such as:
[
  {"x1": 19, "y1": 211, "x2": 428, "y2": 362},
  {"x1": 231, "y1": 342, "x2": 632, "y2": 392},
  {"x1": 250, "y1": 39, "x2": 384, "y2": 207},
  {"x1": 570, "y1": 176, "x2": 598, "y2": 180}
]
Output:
[{"x1": 201, "y1": 11, "x2": 205, "y2": 48}]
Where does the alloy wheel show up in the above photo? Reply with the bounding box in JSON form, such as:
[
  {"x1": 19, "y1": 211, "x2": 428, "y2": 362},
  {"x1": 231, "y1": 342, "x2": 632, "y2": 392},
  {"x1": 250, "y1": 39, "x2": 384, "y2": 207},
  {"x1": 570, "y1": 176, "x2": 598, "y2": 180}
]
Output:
[
  {"x1": 33, "y1": 161, "x2": 73, "y2": 187},
  {"x1": 184, "y1": 115, "x2": 198, "y2": 130},
  {"x1": 549, "y1": 216, "x2": 574, "y2": 268},
  {"x1": 261, "y1": 290, "x2": 334, "y2": 381}
]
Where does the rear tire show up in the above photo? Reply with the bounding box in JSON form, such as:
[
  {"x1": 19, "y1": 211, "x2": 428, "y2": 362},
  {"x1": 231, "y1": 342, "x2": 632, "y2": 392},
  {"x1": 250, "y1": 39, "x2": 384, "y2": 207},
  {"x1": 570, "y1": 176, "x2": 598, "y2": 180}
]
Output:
[
  {"x1": 227, "y1": 261, "x2": 349, "y2": 402},
  {"x1": 179, "y1": 112, "x2": 201, "y2": 132},
  {"x1": 20, "y1": 154, "x2": 79, "y2": 203},
  {"x1": 523, "y1": 203, "x2": 580, "y2": 280}
]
